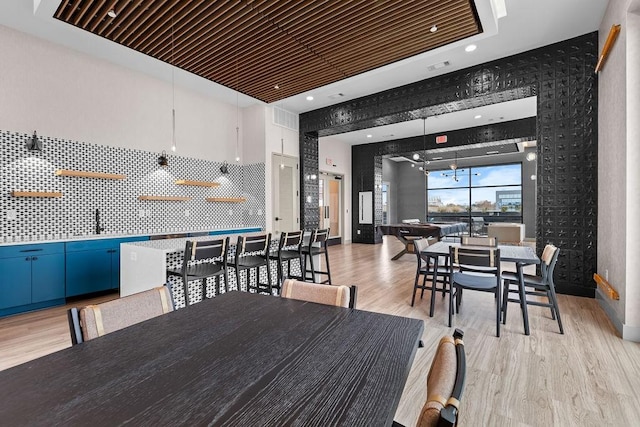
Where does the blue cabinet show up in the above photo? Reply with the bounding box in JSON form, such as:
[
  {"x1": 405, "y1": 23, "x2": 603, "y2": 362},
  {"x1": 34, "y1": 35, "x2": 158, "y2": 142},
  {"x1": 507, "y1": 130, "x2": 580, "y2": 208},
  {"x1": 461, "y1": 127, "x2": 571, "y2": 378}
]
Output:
[
  {"x1": 65, "y1": 236, "x2": 148, "y2": 297},
  {"x1": 0, "y1": 243, "x2": 65, "y2": 315}
]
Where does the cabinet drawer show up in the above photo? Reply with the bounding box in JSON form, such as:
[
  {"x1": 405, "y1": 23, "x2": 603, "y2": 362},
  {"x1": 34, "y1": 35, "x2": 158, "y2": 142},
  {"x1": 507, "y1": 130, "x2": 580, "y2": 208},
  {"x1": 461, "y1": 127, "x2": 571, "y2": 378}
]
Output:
[{"x1": 0, "y1": 243, "x2": 65, "y2": 258}]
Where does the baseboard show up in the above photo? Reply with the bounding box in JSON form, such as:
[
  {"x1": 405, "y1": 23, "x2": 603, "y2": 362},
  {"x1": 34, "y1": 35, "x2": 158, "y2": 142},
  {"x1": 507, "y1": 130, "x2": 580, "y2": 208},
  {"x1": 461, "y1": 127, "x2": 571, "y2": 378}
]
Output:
[
  {"x1": 596, "y1": 290, "x2": 624, "y2": 337},
  {"x1": 595, "y1": 290, "x2": 640, "y2": 342}
]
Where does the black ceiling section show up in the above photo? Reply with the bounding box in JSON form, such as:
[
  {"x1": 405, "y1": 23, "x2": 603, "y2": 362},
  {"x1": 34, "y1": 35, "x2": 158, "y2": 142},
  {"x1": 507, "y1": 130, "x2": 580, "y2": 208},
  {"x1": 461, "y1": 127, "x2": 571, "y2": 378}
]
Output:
[{"x1": 299, "y1": 32, "x2": 599, "y2": 298}]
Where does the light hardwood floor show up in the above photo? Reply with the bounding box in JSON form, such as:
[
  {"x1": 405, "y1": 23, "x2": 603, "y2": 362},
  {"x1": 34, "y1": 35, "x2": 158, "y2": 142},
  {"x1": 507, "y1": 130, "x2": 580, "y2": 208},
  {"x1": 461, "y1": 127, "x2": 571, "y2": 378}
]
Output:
[{"x1": 1, "y1": 238, "x2": 639, "y2": 426}]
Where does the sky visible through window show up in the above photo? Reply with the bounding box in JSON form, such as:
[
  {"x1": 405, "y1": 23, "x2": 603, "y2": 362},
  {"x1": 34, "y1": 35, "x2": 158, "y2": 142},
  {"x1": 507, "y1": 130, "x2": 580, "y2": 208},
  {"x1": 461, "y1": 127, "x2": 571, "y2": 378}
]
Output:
[{"x1": 428, "y1": 164, "x2": 521, "y2": 210}]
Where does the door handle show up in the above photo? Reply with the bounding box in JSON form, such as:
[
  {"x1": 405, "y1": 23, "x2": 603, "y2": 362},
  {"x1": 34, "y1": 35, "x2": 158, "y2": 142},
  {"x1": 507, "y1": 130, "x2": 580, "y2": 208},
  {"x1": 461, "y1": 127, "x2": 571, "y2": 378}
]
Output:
[{"x1": 275, "y1": 217, "x2": 280, "y2": 221}]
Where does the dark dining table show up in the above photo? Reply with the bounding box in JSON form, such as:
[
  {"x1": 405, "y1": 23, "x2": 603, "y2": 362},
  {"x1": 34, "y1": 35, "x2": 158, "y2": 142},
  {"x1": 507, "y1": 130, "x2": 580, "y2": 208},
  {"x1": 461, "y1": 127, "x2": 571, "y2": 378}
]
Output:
[
  {"x1": 422, "y1": 241, "x2": 540, "y2": 335},
  {"x1": 0, "y1": 291, "x2": 424, "y2": 426}
]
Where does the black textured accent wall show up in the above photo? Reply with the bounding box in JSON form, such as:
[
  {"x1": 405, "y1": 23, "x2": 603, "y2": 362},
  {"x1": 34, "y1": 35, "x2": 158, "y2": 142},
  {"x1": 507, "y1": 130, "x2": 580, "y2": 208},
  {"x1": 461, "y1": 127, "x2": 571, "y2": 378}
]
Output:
[
  {"x1": 300, "y1": 132, "x2": 320, "y2": 229},
  {"x1": 299, "y1": 32, "x2": 598, "y2": 297}
]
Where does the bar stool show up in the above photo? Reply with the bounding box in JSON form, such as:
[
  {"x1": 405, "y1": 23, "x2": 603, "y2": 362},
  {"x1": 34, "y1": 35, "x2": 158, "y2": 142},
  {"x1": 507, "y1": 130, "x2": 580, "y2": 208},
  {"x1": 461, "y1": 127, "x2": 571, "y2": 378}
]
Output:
[
  {"x1": 268, "y1": 230, "x2": 304, "y2": 294},
  {"x1": 166, "y1": 237, "x2": 229, "y2": 306},
  {"x1": 302, "y1": 228, "x2": 332, "y2": 284},
  {"x1": 234, "y1": 233, "x2": 273, "y2": 294}
]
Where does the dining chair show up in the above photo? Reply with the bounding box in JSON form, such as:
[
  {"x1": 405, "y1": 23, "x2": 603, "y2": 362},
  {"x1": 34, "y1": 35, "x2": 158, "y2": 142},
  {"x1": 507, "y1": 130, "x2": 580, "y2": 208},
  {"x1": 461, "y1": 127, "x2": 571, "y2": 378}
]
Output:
[
  {"x1": 68, "y1": 285, "x2": 174, "y2": 345},
  {"x1": 280, "y1": 279, "x2": 356, "y2": 308},
  {"x1": 412, "y1": 238, "x2": 453, "y2": 318},
  {"x1": 268, "y1": 230, "x2": 304, "y2": 294},
  {"x1": 166, "y1": 237, "x2": 229, "y2": 306},
  {"x1": 501, "y1": 244, "x2": 564, "y2": 334},
  {"x1": 449, "y1": 246, "x2": 502, "y2": 336},
  {"x1": 302, "y1": 228, "x2": 332, "y2": 284},
  {"x1": 461, "y1": 235, "x2": 497, "y2": 246},
  {"x1": 234, "y1": 233, "x2": 273, "y2": 294},
  {"x1": 392, "y1": 329, "x2": 466, "y2": 427}
]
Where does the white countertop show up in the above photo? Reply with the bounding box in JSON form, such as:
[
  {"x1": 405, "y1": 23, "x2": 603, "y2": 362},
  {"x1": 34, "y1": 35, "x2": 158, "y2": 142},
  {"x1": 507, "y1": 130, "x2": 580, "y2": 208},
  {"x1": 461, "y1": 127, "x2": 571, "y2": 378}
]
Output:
[
  {"x1": 0, "y1": 227, "x2": 261, "y2": 248},
  {"x1": 123, "y1": 231, "x2": 268, "y2": 253}
]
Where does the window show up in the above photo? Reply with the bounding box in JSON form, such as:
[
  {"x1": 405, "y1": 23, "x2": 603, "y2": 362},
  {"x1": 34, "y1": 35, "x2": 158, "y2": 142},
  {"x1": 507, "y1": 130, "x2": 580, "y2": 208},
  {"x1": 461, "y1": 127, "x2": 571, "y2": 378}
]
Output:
[{"x1": 427, "y1": 163, "x2": 522, "y2": 234}]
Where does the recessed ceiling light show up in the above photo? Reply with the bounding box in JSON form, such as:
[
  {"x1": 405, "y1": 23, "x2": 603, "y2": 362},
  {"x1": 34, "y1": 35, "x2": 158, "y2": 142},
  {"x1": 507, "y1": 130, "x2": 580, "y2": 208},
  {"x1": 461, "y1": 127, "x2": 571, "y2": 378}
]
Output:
[
  {"x1": 306, "y1": 95, "x2": 314, "y2": 101},
  {"x1": 107, "y1": 9, "x2": 117, "y2": 18},
  {"x1": 411, "y1": 163, "x2": 415, "y2": 168},
  {"x1": 465, "y1": 44, "x2": 477, "y2": 52},
  {"x1": 273, "y1": 84, "x2": 280, "y2": 89},
  {"x1": 412, "y1": 153, "x2": 420, "y2": 160},
  {"x1": 366, "y1": 134, "x2": 372, "y2": 138},
  {"x1": 430, "y1": 25, "x2": 438, "y2": 33},
  {"x1": 486, "y1": 150, "x2": 499, "y2": 155},
  {"x1": 474, "y1": 114, "x2": 482, "y2": 119}
]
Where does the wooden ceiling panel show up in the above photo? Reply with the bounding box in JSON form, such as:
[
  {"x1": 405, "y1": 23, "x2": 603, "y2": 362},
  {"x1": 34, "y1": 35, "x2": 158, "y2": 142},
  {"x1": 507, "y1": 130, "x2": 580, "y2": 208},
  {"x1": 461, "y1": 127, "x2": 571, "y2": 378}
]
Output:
[{"x1": 54, "y1": 0, "x2": 481, "y2": 103}]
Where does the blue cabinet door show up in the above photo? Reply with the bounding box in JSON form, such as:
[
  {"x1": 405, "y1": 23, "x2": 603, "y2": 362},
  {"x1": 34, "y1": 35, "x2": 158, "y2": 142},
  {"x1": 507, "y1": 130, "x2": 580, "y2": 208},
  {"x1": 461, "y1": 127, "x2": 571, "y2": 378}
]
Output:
[
  {"x1": 110, "y1": 249, "x2": 119, "y2": 290},
  {"x1": 65, "y1": 250, "x2": 112, "y2": 297},
  {"x1": 0, "y1": 257, "x2": 31, "y2": 309},
  {"x1": 31, "y1": 253, "x2": 65, "y2": 303}
]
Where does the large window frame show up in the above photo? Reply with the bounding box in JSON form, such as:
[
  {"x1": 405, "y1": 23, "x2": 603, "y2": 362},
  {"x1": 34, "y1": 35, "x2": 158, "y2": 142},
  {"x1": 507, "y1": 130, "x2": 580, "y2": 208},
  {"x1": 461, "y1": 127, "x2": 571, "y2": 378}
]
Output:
[{"x1": 427, "y1": 162, "x2": 523, "y2": 235}]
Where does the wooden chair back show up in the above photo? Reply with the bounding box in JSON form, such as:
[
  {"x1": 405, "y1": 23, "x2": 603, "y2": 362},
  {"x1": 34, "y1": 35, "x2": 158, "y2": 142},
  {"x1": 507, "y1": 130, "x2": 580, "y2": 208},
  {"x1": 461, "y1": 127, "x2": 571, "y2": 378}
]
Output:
[
  {"x1": 461, "y1": 236, "x2": 497, "y2": 247},
  {"x1": 416, "y1": 329, "x2": 466, "y2": 427},
  {"x1": 281, "y1": 279, "x2": 356, "y2": 308},
  {"x1": 68, "y1": 286, "x2": 173, "y2": 345}
]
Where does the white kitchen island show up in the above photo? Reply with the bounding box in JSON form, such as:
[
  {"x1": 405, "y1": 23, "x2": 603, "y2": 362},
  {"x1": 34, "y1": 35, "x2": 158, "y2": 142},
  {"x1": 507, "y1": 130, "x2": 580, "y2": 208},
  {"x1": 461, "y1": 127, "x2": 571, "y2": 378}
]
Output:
[{"x1": 120, "y1": 228, "x2": 262, "y2": 300}]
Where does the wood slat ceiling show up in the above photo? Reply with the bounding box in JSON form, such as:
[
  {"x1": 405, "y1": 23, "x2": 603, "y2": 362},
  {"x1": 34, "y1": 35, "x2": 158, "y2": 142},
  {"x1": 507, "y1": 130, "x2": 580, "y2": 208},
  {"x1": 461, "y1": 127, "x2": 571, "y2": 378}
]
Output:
[{"x1": 54, "y1": 0, "x2": 482, "y2": 103}]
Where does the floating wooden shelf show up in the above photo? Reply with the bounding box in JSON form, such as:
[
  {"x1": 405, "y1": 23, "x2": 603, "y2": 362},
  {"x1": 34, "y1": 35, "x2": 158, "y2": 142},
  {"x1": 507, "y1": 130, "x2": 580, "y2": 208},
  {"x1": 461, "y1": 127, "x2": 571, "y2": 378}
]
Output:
[
  {"x1": 205, "y1": 197, "x2": 246, "y2": 203},
  {"x1": 11, "y1": 191, "x2": 63, "y2": 198},
  {"x1": 55, "y1": 169, "x2": 126, "y2": 180},
  {"x1": 175, "y1": 179, "x2": 220, "y2": 187},
  {"x1": 138, "y1": 195, "x2": 191, "y2": 201}
]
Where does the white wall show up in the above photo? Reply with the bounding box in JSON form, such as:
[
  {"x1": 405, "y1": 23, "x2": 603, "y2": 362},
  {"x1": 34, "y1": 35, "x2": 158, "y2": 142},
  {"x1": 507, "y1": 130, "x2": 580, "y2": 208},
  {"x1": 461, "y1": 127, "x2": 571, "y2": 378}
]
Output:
[
  {"x1": 319, "y1": 136, "x2": 352, "y2": 242},
  {"x1": 0, "y1": 24, "x2": 242, "y2": 163},
  {"x1": 598, "y1": 0, "x2": 640, "y2": 341}
]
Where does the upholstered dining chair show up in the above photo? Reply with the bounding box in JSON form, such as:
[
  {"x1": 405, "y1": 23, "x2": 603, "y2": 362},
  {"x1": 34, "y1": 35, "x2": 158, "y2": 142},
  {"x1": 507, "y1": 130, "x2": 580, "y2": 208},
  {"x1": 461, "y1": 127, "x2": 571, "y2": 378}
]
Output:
[
  {"x1": 502, "y1": 244, "x2": 564, "y2": 334},
  {"x1": 280, "y1": 279, "x2": 356, "y2": 308},
  {"x1": 449, "y1": 246, "x2": 502, "y2": 336},
  {"x1": 392, "y1": 329, "x2": 466, "y2": 427},
  {"x1": 166, "y1": 237, "x2": 229, "y2": 306},
  {"x1": 412, "y1": 238, "x2": 453, "y2": 318},
  {"x1": 461, "y1": 235, "x2": 497, "y2": 246},
  {"x1": 68, "y1": 285, "x2": 174, "y2": 345}
]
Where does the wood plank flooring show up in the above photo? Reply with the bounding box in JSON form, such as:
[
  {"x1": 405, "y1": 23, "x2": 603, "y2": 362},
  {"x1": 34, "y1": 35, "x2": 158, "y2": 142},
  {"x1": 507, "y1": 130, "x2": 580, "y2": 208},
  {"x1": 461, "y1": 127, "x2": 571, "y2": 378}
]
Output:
[{"x1": 1, "y1": 238, "x2": 639, "y2": 426}]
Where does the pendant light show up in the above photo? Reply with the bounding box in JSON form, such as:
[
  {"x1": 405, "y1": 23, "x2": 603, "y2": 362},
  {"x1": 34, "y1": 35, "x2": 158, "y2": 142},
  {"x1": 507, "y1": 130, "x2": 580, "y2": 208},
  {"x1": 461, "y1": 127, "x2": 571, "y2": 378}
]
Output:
[
  {"x1": 170, "y1": 10, "x2": 176, "y2": 153},
  {"x1": 234, "y1": 61, "x2": 240, "y2": 163}
]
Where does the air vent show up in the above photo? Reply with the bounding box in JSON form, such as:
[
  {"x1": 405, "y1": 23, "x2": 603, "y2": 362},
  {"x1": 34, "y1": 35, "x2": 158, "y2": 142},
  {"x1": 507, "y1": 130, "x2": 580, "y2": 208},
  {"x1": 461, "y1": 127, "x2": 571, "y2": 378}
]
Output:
[
  {"x1": 328, "y1": 93, "x2": 345, "y2": 100},
  {"x1": 273, "y1": 106, "x2": 299, "y2": 131},
  {"x1": 427, "y1": 61, "x2": 450, "y2": 71}
]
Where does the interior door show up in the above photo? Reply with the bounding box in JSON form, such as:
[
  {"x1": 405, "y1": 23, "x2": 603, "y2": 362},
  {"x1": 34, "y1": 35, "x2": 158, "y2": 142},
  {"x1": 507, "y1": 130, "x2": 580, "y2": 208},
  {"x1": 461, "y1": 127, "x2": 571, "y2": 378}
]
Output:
[
  {"x1": 319, "y1": 173, "x2": 342, "y2": 239},
  {"x1": 272, "y1": 154, "x2": 299, "y2": 233}
]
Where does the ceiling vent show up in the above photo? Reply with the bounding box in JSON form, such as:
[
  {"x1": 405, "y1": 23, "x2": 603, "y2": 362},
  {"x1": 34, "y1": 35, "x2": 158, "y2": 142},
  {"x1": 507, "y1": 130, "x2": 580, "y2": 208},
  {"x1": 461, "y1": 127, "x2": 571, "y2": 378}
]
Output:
[
  {"x1": 328, "y1": 93, "x2": 345, "y2": 100},
  {"x1": 273, "y1": 106, "x2": 299, "y2": 131},
  {"x1": 427, "y1": 61, "x2": 450, "y2": 72}
]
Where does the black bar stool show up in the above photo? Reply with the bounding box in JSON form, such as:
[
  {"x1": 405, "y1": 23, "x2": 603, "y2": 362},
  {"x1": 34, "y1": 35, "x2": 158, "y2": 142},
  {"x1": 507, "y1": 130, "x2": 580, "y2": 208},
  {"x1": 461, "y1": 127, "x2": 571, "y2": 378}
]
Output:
[
  {"x1": 302, "y1": 228, "x2": 332, "y2": 284},
  {"x1": 234, "y1": 233, "x2": 273, "y2": 294},
  {"x1": 166, "y1": 237, "x2": 229, "y2": 306},
  {"x1": 269, "y1": 230, "x2": 304, "y2": 294}
]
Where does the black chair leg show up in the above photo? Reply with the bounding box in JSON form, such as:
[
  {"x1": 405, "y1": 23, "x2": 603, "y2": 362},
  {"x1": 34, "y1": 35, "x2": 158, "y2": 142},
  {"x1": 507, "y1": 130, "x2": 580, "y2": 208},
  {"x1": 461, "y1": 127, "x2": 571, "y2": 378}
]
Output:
[
  {"x1": 548, "y1": 285, "x2": 564, "y2": 334},
  {"x1": 496, "y1": 287, "x2": 501, "y2": 337},
  {"x1": 411, "y1": 271, "x2": 419, "y2": 307},
  {"x1": 324, "y1": 250, "x2": 332, "y2": 284}
]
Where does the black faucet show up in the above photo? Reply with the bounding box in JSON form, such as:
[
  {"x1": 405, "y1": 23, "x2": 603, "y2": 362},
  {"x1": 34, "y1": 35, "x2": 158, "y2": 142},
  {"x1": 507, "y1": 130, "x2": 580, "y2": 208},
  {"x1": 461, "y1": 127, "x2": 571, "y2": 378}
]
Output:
[{"x1": 95, "y1": 209, "x2": 105, "y2": 234}]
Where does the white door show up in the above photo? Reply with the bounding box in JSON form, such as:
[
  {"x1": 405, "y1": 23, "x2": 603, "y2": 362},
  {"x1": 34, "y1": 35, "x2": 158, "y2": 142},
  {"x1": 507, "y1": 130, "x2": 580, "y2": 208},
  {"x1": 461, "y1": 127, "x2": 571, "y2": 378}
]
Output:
[{"x1": 272, "y1": 154, "x2": 299, "y2": 233}]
